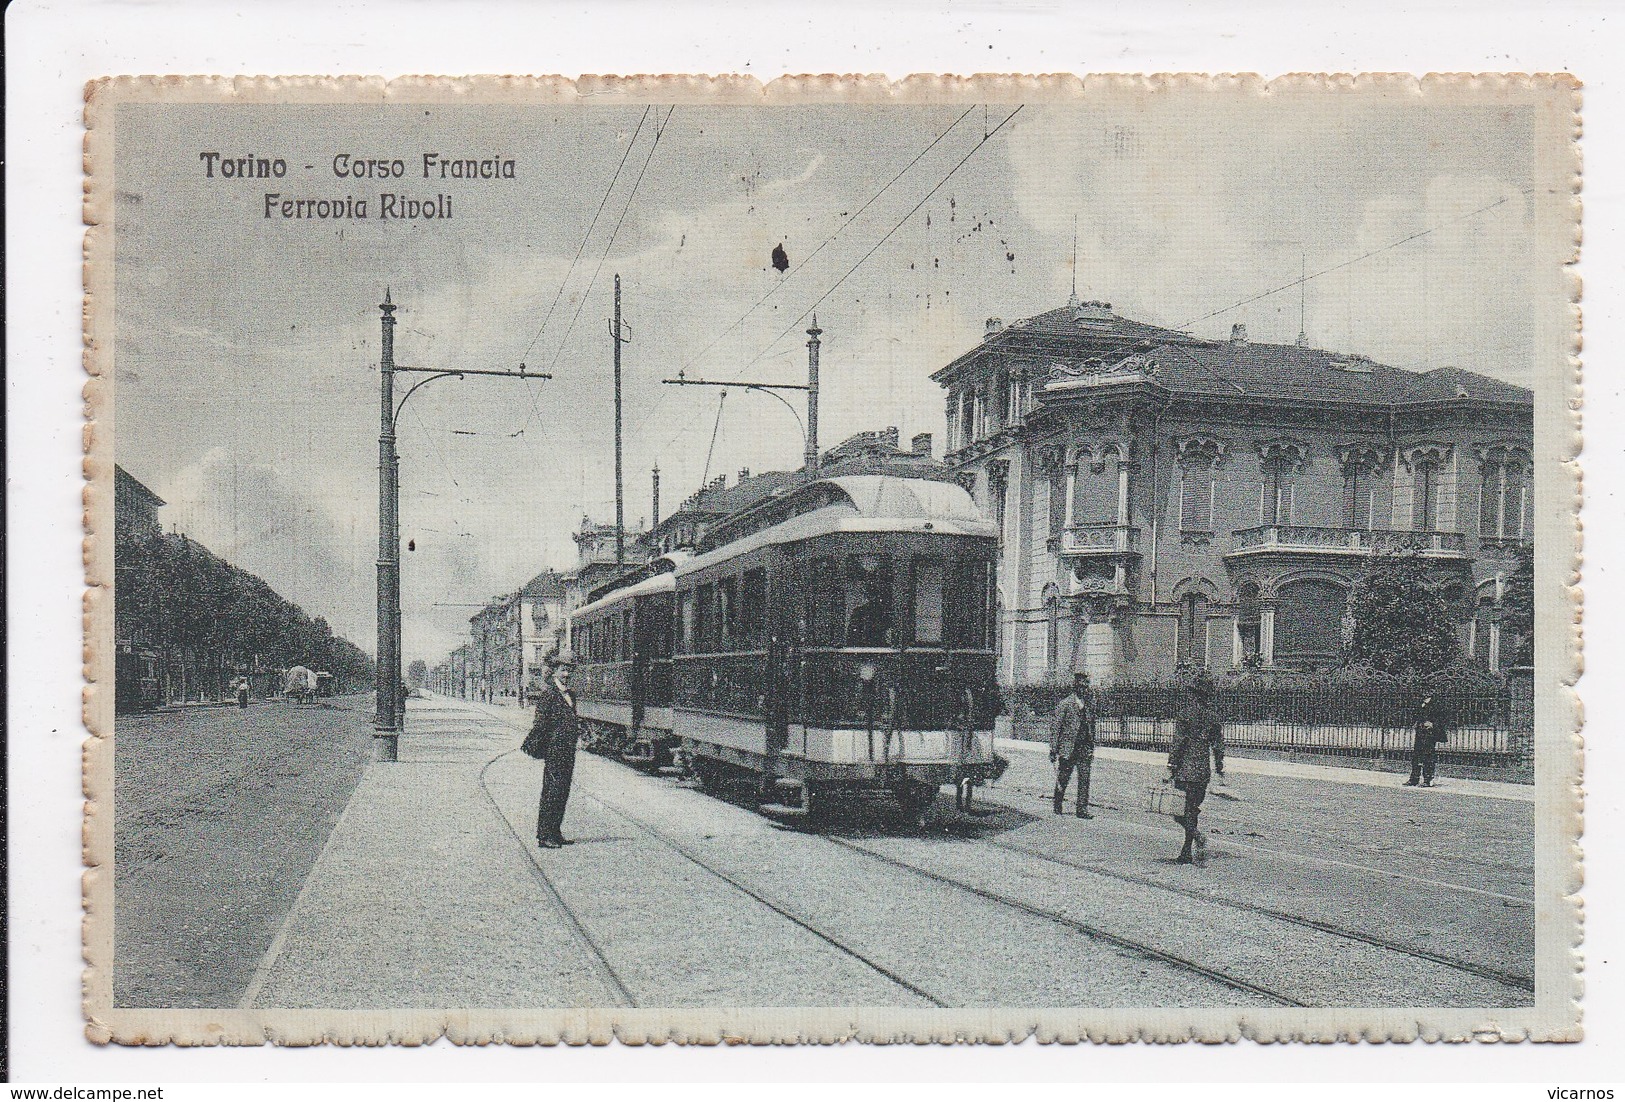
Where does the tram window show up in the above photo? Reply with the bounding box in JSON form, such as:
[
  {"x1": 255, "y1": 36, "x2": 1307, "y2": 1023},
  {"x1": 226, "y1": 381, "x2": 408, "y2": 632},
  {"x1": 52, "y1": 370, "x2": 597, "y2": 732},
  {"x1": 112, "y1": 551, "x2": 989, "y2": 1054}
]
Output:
[
  {"x1": 741, "y1": 568, "x2": 767, "y2": 648},
  {"x1": 695, "y1": 583, "x2": 714, "y2": 653},
  {"x1": 809, "y1": 557, "x2": 840, "y2": 645},
  {"x1": 621, "y1": 610, "x2": 633, "y2": 660},
  {"x1": 678, "y1": 591, "x2": 695, "y2": 654},
  {"x1": 845, "y1": 554, "x2": 893, "y2": 647},
  {"x1": 948, "y1": 559, "x2": 992, "y2": 648},
  {"x1": 717, "y1": 577, "x2": 737, "y2": 648},
  {"x1": 911, "y1": 558, "x2": 944, "y2": 644}
]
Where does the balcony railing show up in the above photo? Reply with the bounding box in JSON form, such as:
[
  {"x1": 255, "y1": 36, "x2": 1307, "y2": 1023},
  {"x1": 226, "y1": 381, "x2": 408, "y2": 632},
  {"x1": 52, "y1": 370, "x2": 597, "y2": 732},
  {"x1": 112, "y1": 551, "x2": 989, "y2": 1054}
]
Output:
[
  {"x1": 1061, "y1": 522, "x2": 1141, "y2": 556},
  {"x1": 1229, "y1": 525, "x2": 1468, "y2": 556}
]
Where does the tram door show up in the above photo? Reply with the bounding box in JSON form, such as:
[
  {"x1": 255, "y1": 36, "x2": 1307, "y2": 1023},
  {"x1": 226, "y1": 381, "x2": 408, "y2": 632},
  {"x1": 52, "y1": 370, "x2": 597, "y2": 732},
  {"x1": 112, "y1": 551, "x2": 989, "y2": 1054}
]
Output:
[
  {"x1": 765, "y1": 633, "x2": 790, "y2": 754},
  {"x1": 630, "y1": 599, "x2": 649, "y2": 731}
]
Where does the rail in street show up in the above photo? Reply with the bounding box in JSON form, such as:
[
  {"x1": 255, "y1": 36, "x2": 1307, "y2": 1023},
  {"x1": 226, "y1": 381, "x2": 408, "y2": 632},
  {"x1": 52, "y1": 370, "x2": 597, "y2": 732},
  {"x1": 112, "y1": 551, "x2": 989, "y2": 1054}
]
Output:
[{"x1": 175, "y1": 695, "x2": 1537, "y2": 1012}]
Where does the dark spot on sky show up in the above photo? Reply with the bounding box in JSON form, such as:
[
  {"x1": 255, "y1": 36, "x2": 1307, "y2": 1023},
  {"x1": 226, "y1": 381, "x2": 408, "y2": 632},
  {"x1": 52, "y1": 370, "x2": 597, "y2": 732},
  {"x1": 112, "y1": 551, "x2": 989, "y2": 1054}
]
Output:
[
  {"x1": 1007, "y1": 252, "x2": 1016, "y2": 262},
  {"x1": 771, "y1": 243, "x2": 789, "y2": 272},
  {"x1": 408, "y1": 539, "x2": 416, "y2": 551}
]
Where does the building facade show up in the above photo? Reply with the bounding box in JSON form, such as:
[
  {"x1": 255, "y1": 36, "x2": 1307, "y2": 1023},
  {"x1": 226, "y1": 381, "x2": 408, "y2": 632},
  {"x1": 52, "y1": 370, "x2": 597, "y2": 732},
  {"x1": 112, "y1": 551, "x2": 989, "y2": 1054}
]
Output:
[{"x1": 933, "y1": 297, "x2": 1534, "y2": 687}]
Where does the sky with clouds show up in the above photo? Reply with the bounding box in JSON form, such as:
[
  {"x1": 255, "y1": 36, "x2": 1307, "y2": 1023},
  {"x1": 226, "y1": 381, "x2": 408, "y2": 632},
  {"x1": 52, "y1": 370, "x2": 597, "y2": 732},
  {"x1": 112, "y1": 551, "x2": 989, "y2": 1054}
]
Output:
[{"x1": 112, "y1": 95, "x2": 1544, "y2": 662}]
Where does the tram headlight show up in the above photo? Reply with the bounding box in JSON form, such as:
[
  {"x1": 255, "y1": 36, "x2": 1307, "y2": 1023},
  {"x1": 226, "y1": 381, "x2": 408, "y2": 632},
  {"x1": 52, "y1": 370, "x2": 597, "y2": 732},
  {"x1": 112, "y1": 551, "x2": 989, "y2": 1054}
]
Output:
[{"x1": 858, "y1": 662, "x2": 878, "y2": 684}]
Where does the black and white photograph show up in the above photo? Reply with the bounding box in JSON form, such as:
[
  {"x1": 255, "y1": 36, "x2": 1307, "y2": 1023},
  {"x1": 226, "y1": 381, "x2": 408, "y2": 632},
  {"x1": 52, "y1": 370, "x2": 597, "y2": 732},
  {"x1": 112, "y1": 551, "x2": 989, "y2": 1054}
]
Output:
[{"x1": 81, "y1": 75, "x2": 1578, "y2": 1044}]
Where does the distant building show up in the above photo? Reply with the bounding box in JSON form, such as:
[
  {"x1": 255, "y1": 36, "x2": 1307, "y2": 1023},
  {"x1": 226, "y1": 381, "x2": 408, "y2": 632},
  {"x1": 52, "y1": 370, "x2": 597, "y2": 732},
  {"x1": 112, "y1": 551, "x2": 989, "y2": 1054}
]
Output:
[
  {"x1": 933, "y1": 297, "x2": 1534, "y2": 685},
  {"x1": 643, "y1": 426, "x2": 948, "y2": 559}
]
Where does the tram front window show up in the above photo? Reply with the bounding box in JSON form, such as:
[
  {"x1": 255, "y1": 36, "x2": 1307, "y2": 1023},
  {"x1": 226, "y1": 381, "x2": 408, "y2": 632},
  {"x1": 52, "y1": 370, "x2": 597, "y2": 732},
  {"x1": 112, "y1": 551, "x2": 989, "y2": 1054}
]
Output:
[{"x1": 844, "y1": 554, "x2": 893, "y2": 647}]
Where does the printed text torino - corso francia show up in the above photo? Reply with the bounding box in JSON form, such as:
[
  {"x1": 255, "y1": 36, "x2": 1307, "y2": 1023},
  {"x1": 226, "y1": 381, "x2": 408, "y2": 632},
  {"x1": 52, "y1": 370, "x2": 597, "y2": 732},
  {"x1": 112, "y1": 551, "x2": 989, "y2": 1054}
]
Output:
[{"x1": 197, "y1": 151, "x2": 519, "y2": 221}]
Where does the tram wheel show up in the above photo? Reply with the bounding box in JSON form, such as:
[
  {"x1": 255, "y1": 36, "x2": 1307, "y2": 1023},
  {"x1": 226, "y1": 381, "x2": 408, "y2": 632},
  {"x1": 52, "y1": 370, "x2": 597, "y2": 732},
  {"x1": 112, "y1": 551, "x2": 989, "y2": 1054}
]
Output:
[{"x1": 895, "y1": 782, "x2": 938, "y2": 832}]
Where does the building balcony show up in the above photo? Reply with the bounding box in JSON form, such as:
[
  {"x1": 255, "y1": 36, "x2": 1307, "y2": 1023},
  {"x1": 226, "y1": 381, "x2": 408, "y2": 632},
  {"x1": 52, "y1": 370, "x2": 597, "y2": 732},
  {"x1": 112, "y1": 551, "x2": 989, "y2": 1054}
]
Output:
[
  {"x1": 1226, "y1": 525, "x2": 1468, "y2": 559},
  {"x1": 1060, "y1": 522, "x2": 1142, "y2": 557}
]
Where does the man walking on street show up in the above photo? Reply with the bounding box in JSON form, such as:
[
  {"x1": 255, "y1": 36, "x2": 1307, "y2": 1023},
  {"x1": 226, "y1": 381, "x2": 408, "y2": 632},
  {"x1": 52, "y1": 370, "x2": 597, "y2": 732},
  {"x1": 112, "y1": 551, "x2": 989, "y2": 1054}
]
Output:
[
  {"x1": 1167, "y1": 672, "x2": 1225, "y2": 865},
  {"x1": 1050, "y1": 670, "x2": 1096, "y2": 819},
  {"x1": 522, "y1": 650, "x2": 580, "y2": 849},
  {"x1": 1404, "y1": 690, "x2": 1450, "y2": 787}
]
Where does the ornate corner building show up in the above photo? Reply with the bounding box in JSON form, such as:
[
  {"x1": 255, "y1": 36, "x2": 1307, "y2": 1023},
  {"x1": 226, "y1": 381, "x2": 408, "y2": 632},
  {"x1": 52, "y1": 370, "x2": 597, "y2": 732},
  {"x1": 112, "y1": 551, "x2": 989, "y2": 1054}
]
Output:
[{"x1": 932, "y1": 296, "x2": 1534, "y2": 686}]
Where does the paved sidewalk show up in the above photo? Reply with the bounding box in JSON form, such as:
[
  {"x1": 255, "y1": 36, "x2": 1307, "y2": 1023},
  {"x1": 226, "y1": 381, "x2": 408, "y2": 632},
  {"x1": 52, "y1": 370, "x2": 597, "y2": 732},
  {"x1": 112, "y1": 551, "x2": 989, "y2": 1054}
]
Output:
[
  {"x1": 996, "y1": 736, "x2": 1535, "y2": 802},
  {"x1": 241, "y1": 698, "x2": 619, "y2": 1009}
]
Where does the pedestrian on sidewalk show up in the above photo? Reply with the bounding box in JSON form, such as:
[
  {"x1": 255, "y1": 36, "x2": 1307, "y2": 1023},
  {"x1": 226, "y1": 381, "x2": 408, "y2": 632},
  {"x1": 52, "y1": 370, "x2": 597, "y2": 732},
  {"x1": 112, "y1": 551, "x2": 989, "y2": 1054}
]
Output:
[
  {"x1": 1166, "y1": 672, "x2": 1225, "y2": 865},
  {"x1": 1404, "y1": 690, "x2": 1450, "y2": 787},
  {"x1": 522, "y1": 649, "x2": 580, "y2": 849},
  {"x1": 1050, "y1": 671, "x2": 1096, "y2": 819}
]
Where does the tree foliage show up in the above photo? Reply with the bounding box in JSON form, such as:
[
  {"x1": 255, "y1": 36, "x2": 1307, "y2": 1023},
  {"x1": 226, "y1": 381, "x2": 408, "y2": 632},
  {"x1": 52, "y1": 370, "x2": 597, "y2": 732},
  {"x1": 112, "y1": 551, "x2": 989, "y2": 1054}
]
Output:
[
  {"x1": 1344, "y1": 551, "x2": 1461, "y2": 674},
  {"x1": 115, "y1": 525, "x2": 374, "y2": 695},
  {"x1": 1500, "y1": 542, "x2": 1535, "y2": 667}
]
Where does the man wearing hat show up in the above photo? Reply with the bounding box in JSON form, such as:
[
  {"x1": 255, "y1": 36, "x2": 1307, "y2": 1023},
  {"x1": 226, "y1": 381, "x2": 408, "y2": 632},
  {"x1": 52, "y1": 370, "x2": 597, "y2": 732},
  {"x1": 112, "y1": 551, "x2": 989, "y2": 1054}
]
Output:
[
  {"x1": 522, "y1": 649, "x2": 580, "y2": 849},
  {"x1": 1166, "y1": 671, "x2": 1225, "y2": 865},
  {"x1": 1049, "y1": 670, "x2": 1097, "y2": 818}
]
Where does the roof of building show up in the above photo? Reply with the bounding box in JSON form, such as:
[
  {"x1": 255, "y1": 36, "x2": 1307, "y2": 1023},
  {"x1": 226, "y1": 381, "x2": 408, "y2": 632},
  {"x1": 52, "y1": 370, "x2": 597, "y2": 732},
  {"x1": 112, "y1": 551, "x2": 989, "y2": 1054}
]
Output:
[
  {"x1": 935, "y1": 298, "x2": 1533, "y2": 410},
  {"x1": 1132, "y1": 340, "x2": 1533, "y2": 407},
  {"x1": 521, "y1": 570, "x2": 568, "y2": 600},
  {"x1": 114, "y1": 465, "x2": 166, "y2": 507}
]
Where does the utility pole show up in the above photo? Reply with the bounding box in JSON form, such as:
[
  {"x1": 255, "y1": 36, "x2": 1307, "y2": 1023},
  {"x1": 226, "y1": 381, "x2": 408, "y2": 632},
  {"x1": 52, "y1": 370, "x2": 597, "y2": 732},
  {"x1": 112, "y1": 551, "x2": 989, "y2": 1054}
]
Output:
[
  {"x1": 651, "y1": 463, "x2": 661, "y2": 531},
  {"x1": 661, "y1": 319, "x2": 824, "y2": 478},
  {"x1": 612, "y1": 274, "x2": 629, "y2": 570},
  {"x1": 805, "y1": 316, "x2": 822, "y2": 474},
  {"x1": 372, "y1": 293, "x2": 552, "y2": 762}
]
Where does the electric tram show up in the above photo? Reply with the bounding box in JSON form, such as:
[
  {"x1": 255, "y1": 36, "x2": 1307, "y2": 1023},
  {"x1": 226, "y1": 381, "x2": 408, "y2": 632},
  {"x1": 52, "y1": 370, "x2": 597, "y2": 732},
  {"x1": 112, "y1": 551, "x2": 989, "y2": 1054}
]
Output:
[{"x1": 570, "y1": 475, "x2": 1003, "y2": 824}]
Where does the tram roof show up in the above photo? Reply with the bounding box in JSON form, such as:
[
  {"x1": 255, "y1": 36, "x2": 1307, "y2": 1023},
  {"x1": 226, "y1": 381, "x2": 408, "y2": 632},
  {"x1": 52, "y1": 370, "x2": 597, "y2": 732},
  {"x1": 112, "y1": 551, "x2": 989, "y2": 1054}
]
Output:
[
  {"x1": 679, "y1": 475, "x2": 996, "y2": 575},
  {"x1": 572, "y1": 551, "x2": 690, "y2": 620}
]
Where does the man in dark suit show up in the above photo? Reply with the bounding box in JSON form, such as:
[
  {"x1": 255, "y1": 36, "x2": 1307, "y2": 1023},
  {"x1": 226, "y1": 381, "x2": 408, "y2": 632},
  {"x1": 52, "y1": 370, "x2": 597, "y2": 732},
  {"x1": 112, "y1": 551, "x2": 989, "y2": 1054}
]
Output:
[
  {"x1": 1167, "y1": 672, "x2": 1225, "y2": 864},
  {"x1": 1404, "y1": 691, "x2": 1450, "y2": 787},
  {"x1": 1050, "y1": 671, "x2": 1096, "y2": 818},
  {"x1": 522, "y1": 650, "x2": 580, "y2": 848}
]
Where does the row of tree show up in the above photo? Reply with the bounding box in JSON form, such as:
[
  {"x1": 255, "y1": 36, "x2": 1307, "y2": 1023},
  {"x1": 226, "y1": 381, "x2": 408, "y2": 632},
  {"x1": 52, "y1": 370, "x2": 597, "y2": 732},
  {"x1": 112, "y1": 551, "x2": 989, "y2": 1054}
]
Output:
[{"x1": 115, "y1": 525, "x2": 374, "y2": 699}]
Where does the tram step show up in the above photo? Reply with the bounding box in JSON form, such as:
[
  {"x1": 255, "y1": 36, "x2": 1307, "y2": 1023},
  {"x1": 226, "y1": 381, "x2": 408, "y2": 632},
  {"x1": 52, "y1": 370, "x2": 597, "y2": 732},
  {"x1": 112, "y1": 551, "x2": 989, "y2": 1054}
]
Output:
[
  {"x1": 657, "y1": 765, "x2": 685, "y2": 776},
  {"x1": 773, "y1": 777, "x2": 804, "y2": 791},
  {"x1": 757, "y1": 802, "x2": 809, "y2": 818}
]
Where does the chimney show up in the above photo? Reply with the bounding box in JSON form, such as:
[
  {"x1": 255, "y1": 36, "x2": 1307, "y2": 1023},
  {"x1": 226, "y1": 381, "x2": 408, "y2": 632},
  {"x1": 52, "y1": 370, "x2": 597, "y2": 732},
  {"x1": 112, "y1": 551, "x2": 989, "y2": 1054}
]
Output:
[
  {"x1": 984, "y1": 317, "x2": 1003, "y2": 338},
  {"x1": 738, "y1": 467, "x2": 750, "y2": 482},
  {"x1": 880, "y1": 427, "x2": 899, "y2": 450},
  {"x1": 1230, "y1": 323, "x2": 1249, "y2": 344},
  {"x1": 912, "y1": 432, "x2": 933, "y2": 458}
]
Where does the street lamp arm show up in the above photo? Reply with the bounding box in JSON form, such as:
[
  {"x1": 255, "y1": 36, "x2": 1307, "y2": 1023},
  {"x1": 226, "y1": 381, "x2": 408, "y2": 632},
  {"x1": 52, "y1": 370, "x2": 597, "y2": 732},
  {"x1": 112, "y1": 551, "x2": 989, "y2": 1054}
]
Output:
[{"x1": 394, "y1": 371, "x2": 466, "y2": 427}]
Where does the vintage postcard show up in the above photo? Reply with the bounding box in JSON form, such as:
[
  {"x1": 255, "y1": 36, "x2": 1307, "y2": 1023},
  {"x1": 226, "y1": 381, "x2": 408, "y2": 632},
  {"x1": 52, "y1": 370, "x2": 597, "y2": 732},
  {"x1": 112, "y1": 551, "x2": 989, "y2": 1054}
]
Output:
[{"x1": 82, "y1": 74, "x2": 1580, "y2": 1045}]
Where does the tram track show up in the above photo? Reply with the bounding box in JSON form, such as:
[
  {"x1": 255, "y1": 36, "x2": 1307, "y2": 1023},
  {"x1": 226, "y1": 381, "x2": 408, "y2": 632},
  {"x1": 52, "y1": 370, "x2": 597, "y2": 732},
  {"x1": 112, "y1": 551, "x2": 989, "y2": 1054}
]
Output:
[
  {"x1": 817, "y1": 835, "x2": 1309, "y2": 1008},
  {"x1": 973, "y1": 834, "x2": 1535, "y2": 995},
  {"x1": 576, "y1": 788, "x2": 955, "y2": 1008},
  {"x1": 476, "y1": 751, "x2": 639, "y2": 1008}
]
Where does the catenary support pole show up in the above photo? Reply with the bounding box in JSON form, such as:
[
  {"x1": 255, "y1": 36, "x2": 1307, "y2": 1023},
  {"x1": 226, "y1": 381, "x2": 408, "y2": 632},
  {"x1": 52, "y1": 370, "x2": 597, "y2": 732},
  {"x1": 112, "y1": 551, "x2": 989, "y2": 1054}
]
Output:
[
  {"x1": 375, "y1": 291, "x2": 401, "y2": 761},
  {"x1": 805, "y1": 316, "x2": 822, "y2": 475}
]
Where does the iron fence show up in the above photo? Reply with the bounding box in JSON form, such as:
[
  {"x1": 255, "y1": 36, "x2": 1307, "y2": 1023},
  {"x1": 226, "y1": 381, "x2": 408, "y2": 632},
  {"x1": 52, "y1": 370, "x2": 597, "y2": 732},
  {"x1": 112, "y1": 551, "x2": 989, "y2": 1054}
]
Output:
[{"x1": 1007, "y1": 677, "x2": 1532, "y2": 764}]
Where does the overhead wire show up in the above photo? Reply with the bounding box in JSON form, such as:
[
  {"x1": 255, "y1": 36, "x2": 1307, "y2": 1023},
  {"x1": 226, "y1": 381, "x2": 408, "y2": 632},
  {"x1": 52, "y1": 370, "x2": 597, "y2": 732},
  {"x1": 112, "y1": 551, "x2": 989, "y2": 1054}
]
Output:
[
  {"x1": 665, "y1": 105, "x2": 978, "y2": 387},
  {"x1": 1175, "y1": 190, "x2": 1529, "y2": 332},
  {"x1": 545, "y1": 105, "x2": 676, "y2": 380},
  {"x1": 647, "y1": 105, "x2": 1021, "y2": 467},
  {"x1": 506, "y1": 107, "x2": 653, "y2": 440},
  {"x1": 726, "y1": 105, "x2": 1025, "y2": 384}
]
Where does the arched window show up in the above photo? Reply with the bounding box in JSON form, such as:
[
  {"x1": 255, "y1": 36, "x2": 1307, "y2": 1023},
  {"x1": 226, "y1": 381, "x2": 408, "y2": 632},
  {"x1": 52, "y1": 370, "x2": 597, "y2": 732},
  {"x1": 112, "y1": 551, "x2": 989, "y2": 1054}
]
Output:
[
  {"x1": 1340, "y1": 446, "x2": 1385, "y2": 530},
  {"x1": 1073, "y1": 448, "x2": 1119, "y2": 525},
  {"x1": 1044, "y1": 587, "x2": 1061, "y2": 675},
  {"x1": 1047, "y1": 454, "x2": 1067, "y2": 541},
  {"x1": 1261, "y1": 455, "x2": 1294, "y2": 525},
  {"x1": 1235, "y1": 581, "x2": 1261, "y2": 664},
  {"x1": 1274, "y1": 579, "x2": 1348, "y2": 670},
  {"x1": 1412, "y1": 456, "x2": 1441, "y2": 531},
  {"x1": 1478, "y1": 447, "x2": 1532, "y2": 540},
  {"x1": 1177, "y1": 592, "x2": 1209, "y2": 667}
]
